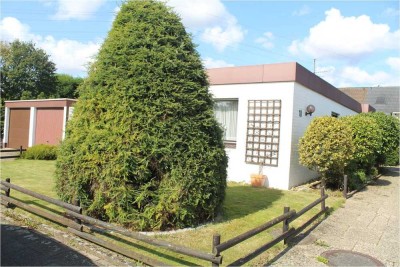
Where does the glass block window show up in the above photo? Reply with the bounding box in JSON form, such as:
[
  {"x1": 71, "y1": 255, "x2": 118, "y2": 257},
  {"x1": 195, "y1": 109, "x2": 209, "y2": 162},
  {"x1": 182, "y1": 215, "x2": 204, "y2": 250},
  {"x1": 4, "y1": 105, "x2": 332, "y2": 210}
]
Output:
[{"x1": 245, "y1": 100, "x2": 281, "y2": 166}]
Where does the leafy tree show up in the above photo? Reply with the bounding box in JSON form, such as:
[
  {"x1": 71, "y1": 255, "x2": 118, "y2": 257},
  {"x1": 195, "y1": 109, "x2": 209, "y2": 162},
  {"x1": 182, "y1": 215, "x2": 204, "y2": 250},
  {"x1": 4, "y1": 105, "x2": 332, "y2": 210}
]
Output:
[
  {"x1": 363, "y1": 112, "x2": 399, "y2": 166},
  {"x1": 56, "y1": 0, "x2": 227, "y2": 230},
  {"x1": 341, "y1": 114, "x2": 383, "y2": 173},
  {"x1": 0, "y1": 40, "x2": 57, "y2": 100},
  {"x1": 298, "y1": 117, "x2": 354, "y2": 185},
  {"x1": 0, "y1": 40, "x2": 57, "y2": 138},
  {"x1": 55, "y1": 74, "x2": 83, "y2": 98}
]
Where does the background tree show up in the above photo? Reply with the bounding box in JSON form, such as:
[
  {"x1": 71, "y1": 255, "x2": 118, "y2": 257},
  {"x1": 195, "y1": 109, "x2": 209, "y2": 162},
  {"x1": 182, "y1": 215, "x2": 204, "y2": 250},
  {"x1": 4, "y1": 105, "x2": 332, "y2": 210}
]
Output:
[
  {"x1": 298, "y1": 117, "x2": 354, "y2": 186},
  {"x1": 0, "y1": 40, "x2": 57, "y2": 138},
  {"x1": 54, "y1": 74, "x2": 83, "y2": 98},
  {"x1": 56, "y1": 0, "x2": 228, "y2": 230},
  {"x1": 0, "y1": 40, "x2": 57, "y2": 100}
]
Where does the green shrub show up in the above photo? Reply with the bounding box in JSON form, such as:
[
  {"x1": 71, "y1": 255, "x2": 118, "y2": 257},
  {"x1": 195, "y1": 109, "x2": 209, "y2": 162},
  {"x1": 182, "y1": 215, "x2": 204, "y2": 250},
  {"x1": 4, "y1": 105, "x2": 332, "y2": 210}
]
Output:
[
  {"x1": 56, "y1": 0, "x2": 227, "y2": 231},
  {"x1": 341, "y1": 114, "x2": 383, "y2": 172},
  {"x1": 385, "y1": 147, "x2": 400, "y2": 166},
  {"x1": 364, "y1": 112, "x2": 400, "y2": 166},
  {"x1": 21, "y1": 144, "x2": 58, "y2": 160},
  {"x1": 348, "y1": 169, "x2": 367, "y2": 190},
  {"x1": 299, "y1": 117, "x2": 354, "y2": 186}
]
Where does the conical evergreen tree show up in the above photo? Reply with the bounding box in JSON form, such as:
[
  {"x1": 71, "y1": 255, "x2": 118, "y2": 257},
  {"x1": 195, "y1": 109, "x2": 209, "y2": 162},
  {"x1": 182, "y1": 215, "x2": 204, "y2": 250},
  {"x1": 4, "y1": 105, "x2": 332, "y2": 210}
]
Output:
[{"x1": 56, "y1": 0, "x2": 227, "y2": 230}]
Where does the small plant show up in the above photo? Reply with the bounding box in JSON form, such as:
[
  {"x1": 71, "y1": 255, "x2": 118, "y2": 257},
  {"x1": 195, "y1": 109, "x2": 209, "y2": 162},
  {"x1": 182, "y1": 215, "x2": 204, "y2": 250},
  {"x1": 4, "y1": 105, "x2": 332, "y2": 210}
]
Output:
[
  {"x1": 314, "y1": 239, "x2": 330, "y2": 247},
  {"x1": 316, "y1": 256, "x2": 329, "y2": 265},
  {"x1": 21, "y1": 144, "x2": 58, "y2": 160}
]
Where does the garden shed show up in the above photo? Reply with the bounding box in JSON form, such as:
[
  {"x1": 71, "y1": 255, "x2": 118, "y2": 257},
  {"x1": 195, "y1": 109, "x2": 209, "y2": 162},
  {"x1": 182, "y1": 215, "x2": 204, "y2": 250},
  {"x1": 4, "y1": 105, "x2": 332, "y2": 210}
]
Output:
[
  {"x1": 3, "y1": 99, "x2": 76, "y2": 149},
  {"x1": 208, "y1": 62, "x2": 374, "y2": 190}
]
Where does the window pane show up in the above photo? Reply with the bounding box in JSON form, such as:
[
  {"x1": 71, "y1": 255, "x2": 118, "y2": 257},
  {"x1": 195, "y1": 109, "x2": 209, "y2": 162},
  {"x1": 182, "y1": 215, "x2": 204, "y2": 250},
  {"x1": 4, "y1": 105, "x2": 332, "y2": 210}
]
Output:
[{"x1": 214, "y1": 100, "x2": 238, "y2": 141}]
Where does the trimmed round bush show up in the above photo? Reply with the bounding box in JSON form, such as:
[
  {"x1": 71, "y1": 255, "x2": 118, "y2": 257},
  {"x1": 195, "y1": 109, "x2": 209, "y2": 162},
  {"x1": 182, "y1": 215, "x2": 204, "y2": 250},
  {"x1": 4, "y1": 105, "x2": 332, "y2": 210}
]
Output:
[
  {"x1": 21, "y1": 144, "x2": 58, "y2": 160},
  {"x1": 55, "y1": 0, "x2": 227, "y2": 230},
  {"x1": 298, "y1": 116, "x2": 354, "y2": 185}
]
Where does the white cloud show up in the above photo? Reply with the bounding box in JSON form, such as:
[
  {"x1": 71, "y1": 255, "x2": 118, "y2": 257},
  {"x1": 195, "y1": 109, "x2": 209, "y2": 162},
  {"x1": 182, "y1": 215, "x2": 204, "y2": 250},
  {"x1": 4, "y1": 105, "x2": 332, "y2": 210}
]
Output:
[
  {"x1": 292, "y1": 5, "x2": 311, "y2": 16},
  {"x1": 166, "y1": 0, "x2": 226, "y2": 29},
  {"x1": 255, "y1": 32, "x2": 274, "y2": 49},
  {"x1": 383, "y1": 7, "x2": 400, "y2": 17},
  {"x1": 167, "y1": 0, "x2": 246, "y2": 52},
  {"x1": 40, "y1": 37, "x2": 100, "y2": 74},
  {"x1": 0, "y1": 17, "x2": 38, "y2": 42},
  {"x1": 0, "y1": 17, "x2": 100, "y2": 76},
  {"x1": 289, "y1": 8, "x2": 400, "y2": 59},
  {"x1": 340, "y1": 66, "x2": 391, "y2": 85},
  {"x1": 201, "y1": 19, "x2": 246, "y2": 52},
  {"x1": 52, "y1": 0, "x2": 106, "y2": 20},
  {"x1": 202, "y1": 57, "x2": 234, "y2": 69},
  {"x1": 386, "y1": 57, "x2": 400, "y2": 71},
  {"x1": 318, "y1": 64, "x2": 399, "y2": 87}
]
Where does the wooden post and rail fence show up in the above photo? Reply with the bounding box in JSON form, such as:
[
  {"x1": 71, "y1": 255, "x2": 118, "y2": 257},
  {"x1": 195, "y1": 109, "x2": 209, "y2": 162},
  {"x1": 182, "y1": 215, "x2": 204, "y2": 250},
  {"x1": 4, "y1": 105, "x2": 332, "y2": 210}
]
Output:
[
  {"x1": 0, "y1": 146, "x2": 26, "y2": 159},
  {"x1": 1, "y1": 178, "x2": 329, "y2": 266}
]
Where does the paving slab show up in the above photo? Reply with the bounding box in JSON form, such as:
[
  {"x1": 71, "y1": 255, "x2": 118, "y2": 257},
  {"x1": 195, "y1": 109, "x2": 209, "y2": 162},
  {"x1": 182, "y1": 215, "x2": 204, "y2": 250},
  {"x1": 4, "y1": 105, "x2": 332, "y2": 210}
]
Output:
[{"x1": 270, "y1": 166, "x2": 399, "y2": 267}]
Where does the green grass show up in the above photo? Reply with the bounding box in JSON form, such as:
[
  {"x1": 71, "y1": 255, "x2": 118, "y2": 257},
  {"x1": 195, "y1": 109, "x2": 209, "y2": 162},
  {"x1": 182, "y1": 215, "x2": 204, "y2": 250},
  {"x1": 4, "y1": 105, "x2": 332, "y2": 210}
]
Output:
[{"x1": 0, "y1": 159, "x2": 345, "y2": 266}]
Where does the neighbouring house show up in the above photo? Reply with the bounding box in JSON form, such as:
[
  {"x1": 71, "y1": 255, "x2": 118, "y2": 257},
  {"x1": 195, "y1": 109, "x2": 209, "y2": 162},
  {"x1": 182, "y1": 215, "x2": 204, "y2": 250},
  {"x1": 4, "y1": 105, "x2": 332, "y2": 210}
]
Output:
[
  {"x1": 208, "y1": 62, "x2": 375, "y2": 190},
  {"x1": 339, "y1": 86, "x2": 400, "y2": 118},
  {"x1": 2, "y1": 99, "x2": 76, "y2": 149}
]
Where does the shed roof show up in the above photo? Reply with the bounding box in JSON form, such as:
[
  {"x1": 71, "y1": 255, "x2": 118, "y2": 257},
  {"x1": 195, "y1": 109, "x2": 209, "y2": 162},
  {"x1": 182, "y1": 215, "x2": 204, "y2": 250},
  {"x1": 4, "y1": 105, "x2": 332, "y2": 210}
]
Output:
[{"x1": 5, "y1": 98, "x2": 77, "y2": 108}]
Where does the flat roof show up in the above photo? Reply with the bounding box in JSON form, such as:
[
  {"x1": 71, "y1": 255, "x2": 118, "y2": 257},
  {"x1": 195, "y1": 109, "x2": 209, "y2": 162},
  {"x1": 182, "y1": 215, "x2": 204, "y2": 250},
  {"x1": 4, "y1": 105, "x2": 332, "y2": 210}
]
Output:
[
  {"x1": 5, "y1": 98, "x2": 77, "y2": 108},
  {"x1": 207, "y1": 62, "x2": 366, "y2": 113}
]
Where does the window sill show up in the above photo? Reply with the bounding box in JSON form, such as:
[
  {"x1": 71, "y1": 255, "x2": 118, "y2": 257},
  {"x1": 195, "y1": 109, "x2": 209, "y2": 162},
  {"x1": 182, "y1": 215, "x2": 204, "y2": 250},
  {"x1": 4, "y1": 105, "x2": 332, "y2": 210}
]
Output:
[{"x1": 224, "y1": 140, "x2": 237, "y2": 149}]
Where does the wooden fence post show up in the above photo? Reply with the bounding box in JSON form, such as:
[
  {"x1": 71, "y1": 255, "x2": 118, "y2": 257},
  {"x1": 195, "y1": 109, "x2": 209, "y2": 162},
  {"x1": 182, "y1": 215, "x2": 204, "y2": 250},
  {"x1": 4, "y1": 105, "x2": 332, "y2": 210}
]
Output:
[
  {"x1": 320, "y1": 187, "x2": 326, "y2": 211},
  {"x1": 282, "y1": 206, "x2": 290, "y2": 245},
  {"x1": 5, "y1": 178, "x2": 11, "y2": 207},
  {"x1": 72, "y1": 199, "x2": 82, "y2": 228},
  {"x1": 212, "y1": 233, "x2": 221, "y2": 267},
  {"x1": 19, "y1": 146, "x2": 23, "y2": 157},
  {"x1": 343, "y1": 175, "x2": 348, "y2": 199}
]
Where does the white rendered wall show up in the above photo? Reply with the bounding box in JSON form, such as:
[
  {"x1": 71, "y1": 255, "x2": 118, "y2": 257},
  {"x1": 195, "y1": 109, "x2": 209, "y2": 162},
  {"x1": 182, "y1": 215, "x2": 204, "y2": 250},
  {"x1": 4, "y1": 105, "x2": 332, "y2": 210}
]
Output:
[
  {"x1": 288, "y1": 83, "x2": 358, "y2": 188},
  {"x1": 210, "y1": 82, "x2": 295, "y2": 190}
]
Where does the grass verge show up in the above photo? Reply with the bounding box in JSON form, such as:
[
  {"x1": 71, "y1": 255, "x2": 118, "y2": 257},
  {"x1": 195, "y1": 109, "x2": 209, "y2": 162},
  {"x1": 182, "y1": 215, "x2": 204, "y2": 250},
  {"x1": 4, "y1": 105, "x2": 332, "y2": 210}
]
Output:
[{"x1": 0, "y1": 159, "x2": 344, "y2": 266}]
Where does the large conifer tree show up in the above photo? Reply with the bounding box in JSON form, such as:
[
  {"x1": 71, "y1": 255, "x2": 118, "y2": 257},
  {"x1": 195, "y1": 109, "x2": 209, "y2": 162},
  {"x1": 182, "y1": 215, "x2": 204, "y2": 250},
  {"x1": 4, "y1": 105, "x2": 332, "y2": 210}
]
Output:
[{"x1": 56, "y1": 0, "x2": 227, "y2": 230}]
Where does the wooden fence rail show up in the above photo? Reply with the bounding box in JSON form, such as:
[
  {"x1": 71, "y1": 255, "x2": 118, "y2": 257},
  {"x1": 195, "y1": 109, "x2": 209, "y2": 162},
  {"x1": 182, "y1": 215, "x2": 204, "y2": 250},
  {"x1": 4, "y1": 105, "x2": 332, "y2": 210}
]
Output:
[
  {"x1": 212, "y1": 186, "x2": 328, "y2": 266},
  {"x1": 64, "y1": 209, "x2": 222, "y2": 264},
  {"x1": 0, "y1": 180, "x2": 81, "y2": 213},
  {"x1": 0, "y1": 146, "x2": 26, "y2": 159},
  {"x1": 0, "y1": 179, "x2": 220, "y2": 266},
  {"x1": 1, "y1": 178, "x2": 329, "y2": 266},
  {"x1": 214, "y1": 210, "x2": 297, "y2": 254}
]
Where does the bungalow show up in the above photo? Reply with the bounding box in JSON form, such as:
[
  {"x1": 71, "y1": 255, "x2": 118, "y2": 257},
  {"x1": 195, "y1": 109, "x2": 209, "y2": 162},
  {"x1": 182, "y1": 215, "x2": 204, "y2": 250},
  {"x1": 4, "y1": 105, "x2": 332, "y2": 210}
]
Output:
[
  {"x1": 207, "y1": 62, "x2": 374, "y2": 189},
  {"x1": 3, "y1": 62, "x2": 374, "y2": 190}
]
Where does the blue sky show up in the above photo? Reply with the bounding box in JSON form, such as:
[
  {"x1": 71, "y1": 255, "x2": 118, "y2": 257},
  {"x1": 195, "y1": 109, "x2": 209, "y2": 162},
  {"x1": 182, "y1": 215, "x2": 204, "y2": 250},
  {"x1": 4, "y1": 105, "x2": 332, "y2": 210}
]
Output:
[{"x1": 1, "y1": 0, "x2": 399, "y2": 87}]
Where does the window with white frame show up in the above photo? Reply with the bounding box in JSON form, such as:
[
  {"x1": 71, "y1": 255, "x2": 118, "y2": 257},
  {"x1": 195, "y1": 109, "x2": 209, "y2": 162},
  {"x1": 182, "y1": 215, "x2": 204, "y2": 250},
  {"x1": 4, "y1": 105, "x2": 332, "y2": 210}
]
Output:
[{"x1": 214, "y1": 100, "x2": 238, "y2": 142}]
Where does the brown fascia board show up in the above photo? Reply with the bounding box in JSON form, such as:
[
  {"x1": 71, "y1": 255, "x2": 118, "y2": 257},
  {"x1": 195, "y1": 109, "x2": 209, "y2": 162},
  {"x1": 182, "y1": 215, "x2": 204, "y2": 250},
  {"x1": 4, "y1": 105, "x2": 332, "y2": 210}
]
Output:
[
  {"x1": 294, "y1": 63, "x2": 362, "y2": 113},
  {"x1": 207, "y1": 62, "x2": 362, "y2": 113},
  {"x1": 5, "y1": 98, "x2": 77, "y2": 108}
]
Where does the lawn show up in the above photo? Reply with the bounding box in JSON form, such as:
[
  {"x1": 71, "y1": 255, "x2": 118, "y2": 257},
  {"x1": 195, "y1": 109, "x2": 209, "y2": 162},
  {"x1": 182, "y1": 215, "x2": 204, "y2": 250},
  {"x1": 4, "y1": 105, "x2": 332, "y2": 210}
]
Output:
[{"x1": 0, "y1": 159, "x2": 344, "y2": 266}]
